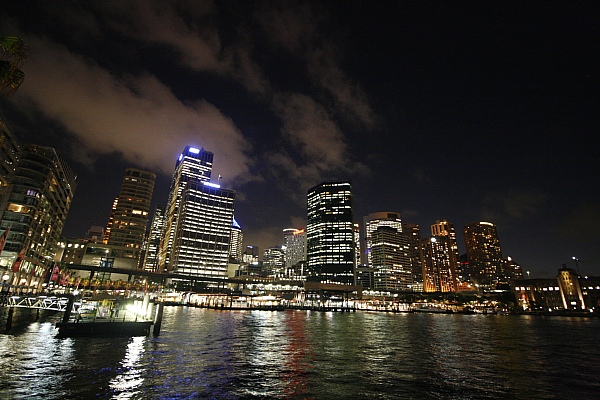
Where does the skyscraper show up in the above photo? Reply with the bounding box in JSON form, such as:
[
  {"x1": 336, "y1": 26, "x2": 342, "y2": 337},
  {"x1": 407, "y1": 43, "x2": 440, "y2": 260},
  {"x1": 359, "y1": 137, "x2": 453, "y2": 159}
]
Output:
[
  {"x1": 371, "y1": 225, "x2": 413, "y2": 291},
  {"x1": 421, "y1": 236, "x2": 455, "y2": 292},
  {"x1": 242, "y1": 245, "x2": 259, "y2": 265},
  {"x1": 0, "y1": 144, "x2": 76, "y2": 291},
  {"x1": 353, "y1": 223, "x2": 361, "y2": 266},
  {"x1": 306, "y1": 180, "x2": 354, "y2": 285},
  {"x1": 169, "y1": 180, "x2": 235, "y2": 278},
  {"x1": 229, "y1": 218, "x2": 243, "y2": 263},
  {"x1": 282, "y1": 228, "x2": 306, "y2": 267},
  {"x1": 463, "y1": 221, "x2": 503, "y2": 288},
  {"x1": 159, "y1": 146, "x2": 213, "y2": 271},
  {"x1": 363, "y1": 212, "x2": 403, "y2": 268},
  {"x1": 143, "y1": 204, "x2": 165, "y2": 272},
  {"x1": 430, "y1": 220, "x2": 459, "y2": 288},
  {"x1": 263, "y1": 246, "x2": 285, "y2": 278},
  {"x1": 106, "y1": 168, "x2": 156, "y2": 259},
  {"x1": 403, "y1": 223, "x2": 423, "y2": 290}
]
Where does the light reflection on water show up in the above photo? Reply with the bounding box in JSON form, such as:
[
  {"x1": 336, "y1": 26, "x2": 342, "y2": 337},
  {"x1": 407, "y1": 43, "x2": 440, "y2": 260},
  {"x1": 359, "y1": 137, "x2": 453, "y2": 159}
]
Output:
[{"x1": 0, "y1": 309, "x2": 599, "y2": 399}]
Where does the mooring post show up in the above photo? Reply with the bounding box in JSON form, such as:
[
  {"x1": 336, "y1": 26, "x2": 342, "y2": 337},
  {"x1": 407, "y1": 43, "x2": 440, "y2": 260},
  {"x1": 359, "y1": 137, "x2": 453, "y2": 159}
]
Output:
[
  {"x1": 6, "y1": 307, "x2": 14, "y2": 330},
  {"x1": 62, "y1": 294, "x2": 75, "y2": 324},
  {"x1": 153, "y1": 302, "x2": 164, "y2": 336}
]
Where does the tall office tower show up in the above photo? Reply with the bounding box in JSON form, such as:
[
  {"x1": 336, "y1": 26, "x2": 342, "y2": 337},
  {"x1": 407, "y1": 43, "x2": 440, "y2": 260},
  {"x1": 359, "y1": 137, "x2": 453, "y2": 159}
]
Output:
[
  {"x1": 169, "y1": 180, "x2": 235, "y2": 278},
  {"x1": 106, "y1": 168, "x2": 156, "y2": 256},
  {"x1": 283, "y1": 228, "x2": 306, "y2": 267},
  {"x1": 430, "y1": 220, "x2": 459, "y2": 288},
  {"x1": 263, "y1": 246, "x2": 285, "y2": 278},
  {"x1": 242, "y1": 245, "x2": 259, "y2": 265},
  {"x1": 306, "y1": 180, "x2": 354, "y2": 285},
  {"x1": 371, "y1": 225, "x2": 413, "y2": 291},
  {"x1": 421, "y1": 236, "x2": 455, "y2": 292},
  {"x1": 103, "y1": 196, "x2": 118, "y2": 244},
  {"x1": 463, "y1": 221, "x2": 503, "y2": 288},
  {"x1": 353, "y1": 223, "x2": 361, "y2": 266},
  {"x1": 363, "y1": 212, "x2": 403, "y2": 268},
  {"x1": 229, "y1": 218, "x2": 243, "y2": 263},
  {"x1": 143, "y1": 204, "x2": 165, "y2": 272},
  {"x1": 0, "y1": 144, "x2": 76, "y2": 289},
  {"x1": 403, "y1": 223, "x2": 423, "y2": 289},
  {"x1": 159, "y1": 146, "x2": 213, "y2": 271}
]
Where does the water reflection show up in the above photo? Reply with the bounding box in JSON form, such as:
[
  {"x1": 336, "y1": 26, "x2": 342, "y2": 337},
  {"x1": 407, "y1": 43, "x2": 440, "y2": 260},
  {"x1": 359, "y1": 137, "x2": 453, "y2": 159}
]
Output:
[
  {"x1": 281, "y1": 311, "x2": 314, "y2": 399},
  {"x1": 1, "y1": 309, "x2": 599, "y2": 399},
  {"x1": 109, "y1": 336, "x2": 146, "y2": 398}
]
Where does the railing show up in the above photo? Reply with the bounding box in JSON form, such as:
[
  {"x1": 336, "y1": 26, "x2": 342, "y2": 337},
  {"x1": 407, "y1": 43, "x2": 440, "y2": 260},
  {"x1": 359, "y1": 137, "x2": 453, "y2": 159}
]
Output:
[{"x1": 2, "y1": 295, "x2": 81, "y2": 312}]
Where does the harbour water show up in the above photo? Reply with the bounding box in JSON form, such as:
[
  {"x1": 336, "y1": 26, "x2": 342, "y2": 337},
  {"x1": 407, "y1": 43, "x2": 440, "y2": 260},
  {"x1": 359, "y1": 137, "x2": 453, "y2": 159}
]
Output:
[{"x1": 1, "y1": 307, "x2": 599, "y2": 399}]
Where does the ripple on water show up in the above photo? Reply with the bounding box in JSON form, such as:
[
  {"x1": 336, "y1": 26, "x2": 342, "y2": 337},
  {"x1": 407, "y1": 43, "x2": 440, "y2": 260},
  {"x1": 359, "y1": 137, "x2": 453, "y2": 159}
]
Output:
[{"x1": 2, "y1": 310, "x2": 600, "y2": 399}]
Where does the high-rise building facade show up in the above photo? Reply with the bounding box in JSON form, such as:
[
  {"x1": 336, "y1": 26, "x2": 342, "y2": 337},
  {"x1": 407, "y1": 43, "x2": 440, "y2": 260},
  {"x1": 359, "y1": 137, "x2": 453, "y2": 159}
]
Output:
[
  {"x1": 263, "y1": 246, "x2": 285, "y2": 278},
  {"x1": 371, "y1": 225, "x2": 413, "y2": 291},
  {"x1": 159, "y1": 146, "x2": 213, "y2": 271},
  {"x1": 306, "y1": 180, "x2": 354, "y2": 285},
  {"x1": 363, "y1": 212, "x2": 403, "y2": 268},
  {"x1": 430, "y1": 220, "x2": 459, "y2": 289},
  {"x1": 282, "y1": 228, "x2": 306, "y2": 267},
  {"x1": 103, "y1": 196, "x2": 118, "y2": 244},
  {"x1": 229, "y1": 218, "x2": 243, "y2": 263},
  {"x1": 501, "y1": 256, "x2": 524, "y2": 283},
  {"x1": 169, "y1": 180, "x2": 235, "y2": 278},
  {"x1": 106, "y1": 168, "x2": 156, "y2": 260},
  {"x1": 242, "y1": 245, "x2": 259, "y2": 265},
  {"x1": 0, "y1": 144, "x2": 76, "y2": 291},
  {"x1": 403, "y1": 223, "x2": 423, "y2": 290},
  {"x1": 143, "y1": 204, "x2": 164, "y2": 272},
  {"x1": 463, "y1": 221, "x2": 503, "y2": 288},
  {"x1": 421, "y1": 236, "x2": 455, "y2": 292}
]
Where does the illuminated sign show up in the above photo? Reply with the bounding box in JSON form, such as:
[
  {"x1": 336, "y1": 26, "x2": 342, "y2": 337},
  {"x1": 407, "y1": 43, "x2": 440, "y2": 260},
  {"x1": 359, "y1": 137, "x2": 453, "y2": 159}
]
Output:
[
  {"x1": 178, "y1": 154, "x2": 183, "y2": 161},
  {"x1": 189, "y1": 147, "x2": 200, "y2": 154},
  {"x1": 203, "y1": 181, "x2": 220, "y2": 188}
]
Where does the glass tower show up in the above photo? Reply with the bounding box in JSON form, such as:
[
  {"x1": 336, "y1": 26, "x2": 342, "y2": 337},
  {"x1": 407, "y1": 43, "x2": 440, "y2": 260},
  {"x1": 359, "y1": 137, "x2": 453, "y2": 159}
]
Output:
[
  {"x1": 143, "y1": 204, "x2": 164, "y2": 272},
  {"x1": 283, "y1": 228, "x2": 306, "y2": 268},
  {"x1": 159, "y1": 146, "x2": 213, "y2": 271},
  {"x1": 170, "y1": 180, "x2": 235, "y2": 278},
  {"x1": 306, "y1": 180, "x2": 354, "y2": 285},
  {"x1": 363, "y1": 212, "x2": 403, "y2": 268}
]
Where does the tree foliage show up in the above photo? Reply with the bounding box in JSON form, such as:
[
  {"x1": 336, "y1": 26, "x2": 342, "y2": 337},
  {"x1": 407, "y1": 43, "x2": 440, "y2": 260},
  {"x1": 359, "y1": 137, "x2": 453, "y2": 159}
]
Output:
[{"x1": 0, "y1": 36, "x2": 27, "y2": 94}]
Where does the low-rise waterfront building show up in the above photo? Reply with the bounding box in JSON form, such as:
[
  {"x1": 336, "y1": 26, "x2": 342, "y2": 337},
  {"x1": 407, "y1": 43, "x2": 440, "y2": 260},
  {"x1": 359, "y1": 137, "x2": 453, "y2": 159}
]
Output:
[{"x1": 514, "y1": 266, "x2": 600, "y2": 311}]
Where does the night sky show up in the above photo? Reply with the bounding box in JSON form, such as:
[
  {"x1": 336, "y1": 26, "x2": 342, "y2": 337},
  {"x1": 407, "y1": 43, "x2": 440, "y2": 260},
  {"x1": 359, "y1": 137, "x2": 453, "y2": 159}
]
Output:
[{"x1": 1, "y1": 2, "x2": 598, "y2": 278}]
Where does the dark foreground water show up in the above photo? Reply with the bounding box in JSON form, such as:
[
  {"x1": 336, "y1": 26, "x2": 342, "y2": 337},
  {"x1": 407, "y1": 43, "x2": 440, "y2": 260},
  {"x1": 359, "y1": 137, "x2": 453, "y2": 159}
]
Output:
[{"x1": 1, "y1": 307, "x2": 599, "y2": 399}]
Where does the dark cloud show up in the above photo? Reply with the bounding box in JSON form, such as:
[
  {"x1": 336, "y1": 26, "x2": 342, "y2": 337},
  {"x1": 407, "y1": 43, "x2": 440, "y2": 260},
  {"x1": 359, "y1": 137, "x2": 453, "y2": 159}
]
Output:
[{"x1": 482, "y1": 188, "x2": 547, "y2": 222}]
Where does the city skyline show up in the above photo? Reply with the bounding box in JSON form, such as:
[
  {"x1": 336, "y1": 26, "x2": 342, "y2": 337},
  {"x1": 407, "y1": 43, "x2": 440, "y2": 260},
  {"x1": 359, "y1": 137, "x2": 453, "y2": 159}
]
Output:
[{"x1": 0, "y1": 2, "x2": 598, "y2": 278}]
